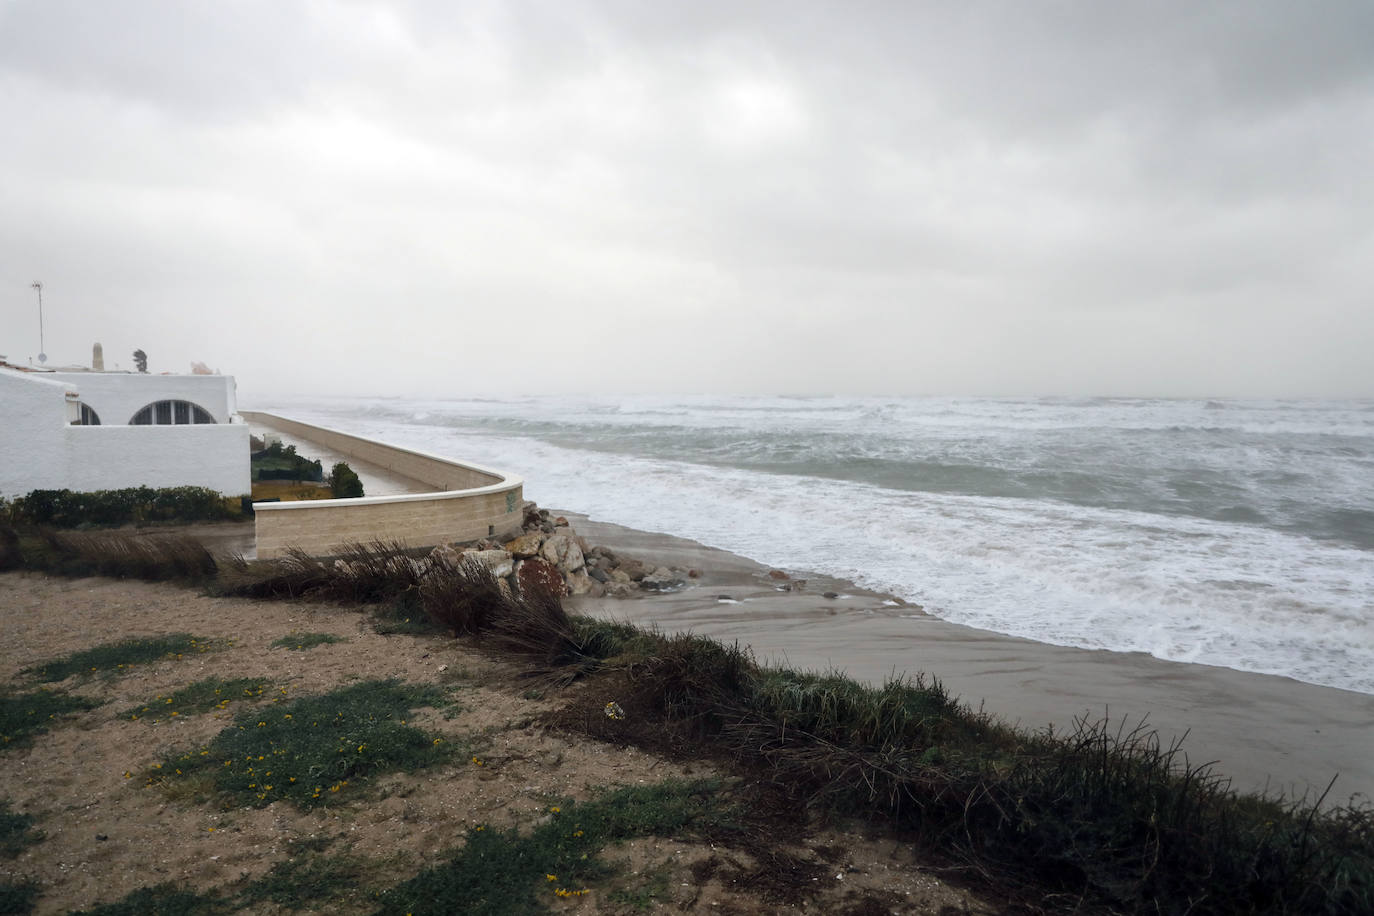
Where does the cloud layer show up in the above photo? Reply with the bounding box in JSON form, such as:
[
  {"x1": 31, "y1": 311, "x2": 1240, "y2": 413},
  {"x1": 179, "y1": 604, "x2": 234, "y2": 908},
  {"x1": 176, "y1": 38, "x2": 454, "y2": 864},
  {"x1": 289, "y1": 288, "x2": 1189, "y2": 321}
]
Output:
[{"x1": 3, "y1": 1, "x2": 1371, "y2": 398}]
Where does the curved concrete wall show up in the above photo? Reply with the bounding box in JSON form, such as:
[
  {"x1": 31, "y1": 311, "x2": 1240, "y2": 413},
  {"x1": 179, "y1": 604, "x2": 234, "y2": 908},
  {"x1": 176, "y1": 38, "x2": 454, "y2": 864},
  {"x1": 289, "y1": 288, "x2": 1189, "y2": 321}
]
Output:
[{"x1": 244, "y1": 412, "x2": 523, "y2": 559}]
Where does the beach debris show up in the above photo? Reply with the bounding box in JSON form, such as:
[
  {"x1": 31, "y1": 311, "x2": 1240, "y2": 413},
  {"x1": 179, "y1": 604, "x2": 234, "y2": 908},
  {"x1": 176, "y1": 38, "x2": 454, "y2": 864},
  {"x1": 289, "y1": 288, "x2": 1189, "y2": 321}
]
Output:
[
  {"x1": 604, "y1": 701, "x2": 625, "y2": 720},
  {"x1": 767, "y1": 569, "x2": 790, "y2": 580},
  {"x1": 823, "y1": 591, "x2": 839, "y2": 599}
]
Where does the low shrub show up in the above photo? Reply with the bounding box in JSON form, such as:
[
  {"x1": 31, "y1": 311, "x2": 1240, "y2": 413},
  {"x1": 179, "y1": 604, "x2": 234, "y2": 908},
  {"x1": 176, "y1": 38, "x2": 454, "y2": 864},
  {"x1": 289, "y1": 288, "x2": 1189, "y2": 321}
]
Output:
[
  {"x1": 5, "y1": 486, "x2": 244, "y2": 528},
  {"x1": 328, "y1": 462, "x2": 364, "y2": 499}
]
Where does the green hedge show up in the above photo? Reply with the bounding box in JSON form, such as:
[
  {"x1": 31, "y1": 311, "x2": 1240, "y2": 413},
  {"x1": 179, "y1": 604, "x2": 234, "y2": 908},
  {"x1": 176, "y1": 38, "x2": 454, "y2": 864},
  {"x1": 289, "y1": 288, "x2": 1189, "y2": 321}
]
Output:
[{"x1": 1, "y1": 487, "x2": 246, "y2": 528}]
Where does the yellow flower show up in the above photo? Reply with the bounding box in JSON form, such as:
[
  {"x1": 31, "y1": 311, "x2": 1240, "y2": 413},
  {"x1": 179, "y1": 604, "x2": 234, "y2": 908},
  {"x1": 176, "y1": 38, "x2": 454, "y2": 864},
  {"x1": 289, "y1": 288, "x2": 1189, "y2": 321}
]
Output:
[{"x1": 546, "y1": 874, "x2": 557, "y2": 882}]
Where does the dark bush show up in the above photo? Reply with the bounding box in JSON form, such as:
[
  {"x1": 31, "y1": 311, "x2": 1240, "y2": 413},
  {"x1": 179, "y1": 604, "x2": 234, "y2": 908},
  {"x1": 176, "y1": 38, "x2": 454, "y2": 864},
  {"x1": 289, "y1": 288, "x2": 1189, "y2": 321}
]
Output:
[
  {"x1": 328, "y1": 462, "x2": 364, "y2": 499},
  {"x1": 5, "y1": 487, "x2": 244, "y2": 528}
]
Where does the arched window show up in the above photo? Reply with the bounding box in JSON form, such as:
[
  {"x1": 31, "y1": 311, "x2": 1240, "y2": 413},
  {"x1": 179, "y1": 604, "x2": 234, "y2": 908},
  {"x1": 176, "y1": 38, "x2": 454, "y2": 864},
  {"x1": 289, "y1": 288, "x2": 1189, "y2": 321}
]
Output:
[
  {"x1": 72, "y1": 402, "x2": 101, "y2": 426},
  {"x1": 130, "y1": 400, "x2": 216, "y2": 425}
]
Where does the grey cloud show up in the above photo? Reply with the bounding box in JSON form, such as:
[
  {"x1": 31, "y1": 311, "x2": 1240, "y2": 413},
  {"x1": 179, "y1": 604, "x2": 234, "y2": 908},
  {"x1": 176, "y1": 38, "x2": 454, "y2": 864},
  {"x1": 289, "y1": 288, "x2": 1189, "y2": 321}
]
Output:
[{"x1": 1, "y1": 1, "x2": 1371, "y2": 398}]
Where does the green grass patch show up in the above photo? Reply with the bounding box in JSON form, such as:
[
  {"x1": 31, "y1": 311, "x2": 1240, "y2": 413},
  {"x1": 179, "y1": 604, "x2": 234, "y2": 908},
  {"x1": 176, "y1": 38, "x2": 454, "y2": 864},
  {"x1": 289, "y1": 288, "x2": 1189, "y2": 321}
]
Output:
[
  {"x1": 607, "y1": 865, "x2": 673, "y2": 911},
  {"x1": 1, "y1": 688, "x2": 101, "y2": 750},
  {"x1": 235, "y1": 837, "x2": 392, "y2": 911},
  {"x1": 122, "y1": 678, "x2": 271, "y2": 724},
  {"x1": 69, "y1": 882, "x2": 225, "y2": 915},
  {"x1": 376, "y1": 779, "x2": 733, "y2": 915},
  {"x1": 153, "y1": 680, "x2": 456, "y2": 810},
  {"x1": 0, "y1": 879, "x2": 39, "y2": 915},
  {"x1": 0, "y1": 801, "x2": 39, "y2": 858},
  {"x1": 25, "y1": 634, "x2": 218, "y2": 683},
  {"x1": 271, "y1": 632, "x2": 347, "y2": 651}
]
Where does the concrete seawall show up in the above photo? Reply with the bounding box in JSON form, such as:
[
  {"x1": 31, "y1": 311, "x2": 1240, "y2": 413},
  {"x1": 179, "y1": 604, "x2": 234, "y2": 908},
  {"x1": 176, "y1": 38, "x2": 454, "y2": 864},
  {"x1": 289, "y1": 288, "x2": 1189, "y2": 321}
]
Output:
[{"x1": 242, "y1": 411, "x2": 523, "y2": 558}]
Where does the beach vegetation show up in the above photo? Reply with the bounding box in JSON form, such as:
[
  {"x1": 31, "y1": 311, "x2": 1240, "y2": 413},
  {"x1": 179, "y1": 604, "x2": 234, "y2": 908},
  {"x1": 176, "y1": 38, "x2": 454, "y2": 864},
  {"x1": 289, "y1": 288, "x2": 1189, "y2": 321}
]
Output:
[
  {"x1": 0, "y1": 879, "x2": 39, "y2": 915},
  {"x1": 0, "y1": 800, "x2": 40, "y2": 858},
  {"x1": 147, "y1": 680, "x2": 456, "y2": 810},
  {"x1": 1, "y1": 688, "x2": 101, "y2": 750},
  {"x1": 121, "y1": 678, "x2": 270, "y2": 723},
  {"x1": 69, "y1": 882, "x2": 224, "y2": 916},
  {"x1": 214, "y1": 541, "x2": 422, "y2": 604},
  {"x1": 270, "y1": 631, "x2": 347, "y2": 651},
  {"x1": 25, "y1": 633, "x2": 215, "y2": 683},
  {"x1": 2, "y1": 525, "x2": 218, "y2": 582},
  {"x1": 233, "y1": 837, "x2": 386, "y2": 911},
  {"x1": 376, "y1": 779, "x2": 734, "y2": 915}
]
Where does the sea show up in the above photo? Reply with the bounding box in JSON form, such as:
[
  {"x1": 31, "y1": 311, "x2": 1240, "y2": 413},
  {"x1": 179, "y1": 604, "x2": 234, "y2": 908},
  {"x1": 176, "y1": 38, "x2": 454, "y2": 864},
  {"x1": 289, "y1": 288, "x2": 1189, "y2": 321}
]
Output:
[{"x1": 263, "y1": 395, "x2": 1374, "y2": 696}]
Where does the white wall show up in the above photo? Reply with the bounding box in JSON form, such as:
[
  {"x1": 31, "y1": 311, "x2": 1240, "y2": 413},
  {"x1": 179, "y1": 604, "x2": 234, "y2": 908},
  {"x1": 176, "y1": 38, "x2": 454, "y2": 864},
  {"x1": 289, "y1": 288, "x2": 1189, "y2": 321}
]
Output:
[
  {"x1": 45, "y1": 372, "x2": 237, "y2": 425},
  {"x1": 61, "y1": 424, "x2": 250, "y2": 495},
  {"x1": 0, "y1": 368, "x2": 249, "y2": 498}
]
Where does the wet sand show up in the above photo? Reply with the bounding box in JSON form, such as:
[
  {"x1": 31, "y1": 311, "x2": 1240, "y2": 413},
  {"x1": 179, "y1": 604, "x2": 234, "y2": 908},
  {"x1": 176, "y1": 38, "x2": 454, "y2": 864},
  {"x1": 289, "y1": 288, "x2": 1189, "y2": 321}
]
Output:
[{"x1": 563, "y1": 513, "x2": 1374, "y2": 804}]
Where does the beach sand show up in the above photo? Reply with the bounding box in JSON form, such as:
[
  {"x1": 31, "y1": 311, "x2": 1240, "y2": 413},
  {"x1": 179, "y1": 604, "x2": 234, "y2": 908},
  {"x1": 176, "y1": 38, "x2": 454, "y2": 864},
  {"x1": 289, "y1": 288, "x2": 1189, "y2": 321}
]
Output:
[{"x1": 563, "y1": 513, "x2": 1374, "y2": 804}]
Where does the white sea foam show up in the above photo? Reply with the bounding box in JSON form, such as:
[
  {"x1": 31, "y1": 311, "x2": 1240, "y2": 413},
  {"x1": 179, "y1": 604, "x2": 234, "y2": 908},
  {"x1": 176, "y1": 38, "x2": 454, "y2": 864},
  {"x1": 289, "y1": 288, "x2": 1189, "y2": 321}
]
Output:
[{"x1": 269, "y1": 396, "x2": 1374, "y2": 695}]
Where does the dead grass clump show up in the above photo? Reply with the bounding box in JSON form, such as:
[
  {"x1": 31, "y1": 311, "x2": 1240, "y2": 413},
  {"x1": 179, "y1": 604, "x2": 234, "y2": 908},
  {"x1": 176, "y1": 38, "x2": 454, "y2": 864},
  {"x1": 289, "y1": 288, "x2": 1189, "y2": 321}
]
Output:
[
  {"x1": 18, "y1": 528, "x2": 218, "y2": 582},
  {"x1": 214, "y1": 540, "x2": 424, "y2": 604},
  {"x1": 417, "y1": 554, "x2": 507, "y2": 634}
]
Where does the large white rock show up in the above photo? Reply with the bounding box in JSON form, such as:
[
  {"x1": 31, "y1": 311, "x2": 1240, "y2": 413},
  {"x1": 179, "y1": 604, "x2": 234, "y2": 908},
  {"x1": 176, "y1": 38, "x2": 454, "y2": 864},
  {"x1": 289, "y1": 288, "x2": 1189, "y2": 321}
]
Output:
[
  {"x1": 540, "y1": 534, "x2": 585, "y2": 573},
  {"x1": 467, "y1": 549, "x2": 514, "y2": 579}
]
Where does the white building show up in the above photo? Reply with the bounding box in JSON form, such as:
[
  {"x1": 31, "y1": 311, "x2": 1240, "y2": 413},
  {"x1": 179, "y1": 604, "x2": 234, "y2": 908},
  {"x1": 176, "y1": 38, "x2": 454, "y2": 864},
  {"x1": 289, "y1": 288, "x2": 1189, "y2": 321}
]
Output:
[{"x1": 0, "y1": 364, "x2": 250, "y2": 498}]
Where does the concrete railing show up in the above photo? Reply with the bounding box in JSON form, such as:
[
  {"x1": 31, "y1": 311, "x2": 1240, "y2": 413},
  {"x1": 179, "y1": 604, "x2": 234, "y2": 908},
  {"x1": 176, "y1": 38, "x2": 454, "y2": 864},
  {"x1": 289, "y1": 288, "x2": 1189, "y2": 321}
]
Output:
[{"x1": 243, "y1": 411, "x2": 524, "y2": 559}]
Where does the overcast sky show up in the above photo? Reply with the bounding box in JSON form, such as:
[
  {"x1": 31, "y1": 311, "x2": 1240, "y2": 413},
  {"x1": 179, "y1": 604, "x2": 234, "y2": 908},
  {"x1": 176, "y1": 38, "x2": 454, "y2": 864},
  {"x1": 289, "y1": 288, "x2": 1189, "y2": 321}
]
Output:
[{"x1": 2, "y1": 1, "x2": 1371, "y2": 400}]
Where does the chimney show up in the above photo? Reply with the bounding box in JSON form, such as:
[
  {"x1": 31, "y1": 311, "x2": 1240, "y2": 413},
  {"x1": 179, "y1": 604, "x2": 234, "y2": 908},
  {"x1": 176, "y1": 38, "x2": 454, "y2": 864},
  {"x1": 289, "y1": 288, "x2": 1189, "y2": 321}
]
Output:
[{"x1": 92, "y1": 342, "x2": 105, "y2": 371}]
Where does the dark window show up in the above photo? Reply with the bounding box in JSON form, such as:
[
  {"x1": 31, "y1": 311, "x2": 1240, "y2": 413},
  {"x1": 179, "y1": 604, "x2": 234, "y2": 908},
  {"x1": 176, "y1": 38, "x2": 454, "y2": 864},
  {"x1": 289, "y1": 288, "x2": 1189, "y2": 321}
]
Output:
[
  {"x1": 130, "y1": 400, "x2": 217, "y2": 425},
  {"x1": 72, "y1": 402, "x2": 101, "y2": 426}
]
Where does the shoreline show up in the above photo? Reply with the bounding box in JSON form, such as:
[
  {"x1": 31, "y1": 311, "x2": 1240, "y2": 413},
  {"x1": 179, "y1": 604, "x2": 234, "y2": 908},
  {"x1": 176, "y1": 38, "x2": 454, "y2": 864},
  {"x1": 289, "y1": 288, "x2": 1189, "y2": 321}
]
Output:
[{"x1": 561, "y1": 511, "x2": 1374, "y2": 803}]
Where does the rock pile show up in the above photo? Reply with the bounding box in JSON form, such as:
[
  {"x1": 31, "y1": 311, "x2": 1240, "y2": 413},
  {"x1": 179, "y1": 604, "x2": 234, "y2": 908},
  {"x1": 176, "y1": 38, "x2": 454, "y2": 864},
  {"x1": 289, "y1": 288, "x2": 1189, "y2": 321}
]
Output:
[{"x1": 426, "y1": 503, "x2": 693, "y2": 599}]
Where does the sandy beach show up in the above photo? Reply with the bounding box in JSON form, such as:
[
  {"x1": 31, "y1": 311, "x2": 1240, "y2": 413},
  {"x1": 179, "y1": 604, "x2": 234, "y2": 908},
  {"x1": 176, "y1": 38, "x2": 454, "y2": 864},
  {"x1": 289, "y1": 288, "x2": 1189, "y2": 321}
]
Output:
[{"x1": 563, "y1": 513, "x2": 1374, "y2": 804}]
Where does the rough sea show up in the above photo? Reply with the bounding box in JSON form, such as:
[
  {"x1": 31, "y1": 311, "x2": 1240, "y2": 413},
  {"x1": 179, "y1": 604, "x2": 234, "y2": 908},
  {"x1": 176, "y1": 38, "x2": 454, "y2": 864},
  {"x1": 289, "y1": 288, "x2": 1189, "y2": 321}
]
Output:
[{"x1": 263, "y1": 395, "x2": 1374, "y2": 696}]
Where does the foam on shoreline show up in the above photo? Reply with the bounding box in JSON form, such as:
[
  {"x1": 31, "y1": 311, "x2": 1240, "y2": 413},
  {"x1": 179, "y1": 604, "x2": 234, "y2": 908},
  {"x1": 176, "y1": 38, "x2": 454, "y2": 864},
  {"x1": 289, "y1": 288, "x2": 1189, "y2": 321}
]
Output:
[{"x1": 561, "y1": 511, "x2": 1374, "y2": 803}]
